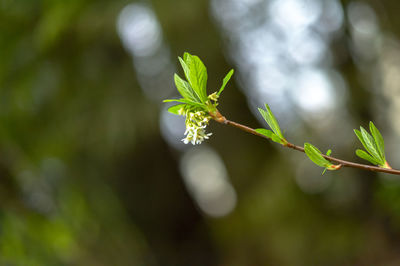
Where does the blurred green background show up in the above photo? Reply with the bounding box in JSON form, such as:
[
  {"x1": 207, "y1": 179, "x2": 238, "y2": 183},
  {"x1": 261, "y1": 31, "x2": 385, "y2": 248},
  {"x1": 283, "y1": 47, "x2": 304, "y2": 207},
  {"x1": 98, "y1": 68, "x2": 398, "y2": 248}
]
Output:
[{"x1": 2, "y1": 0, "x2": 400, "y2": 265}]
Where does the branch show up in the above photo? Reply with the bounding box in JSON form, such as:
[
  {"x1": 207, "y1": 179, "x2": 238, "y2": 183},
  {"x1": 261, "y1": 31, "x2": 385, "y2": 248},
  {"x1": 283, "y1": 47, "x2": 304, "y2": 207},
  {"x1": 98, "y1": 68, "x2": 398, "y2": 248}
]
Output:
[
  {"x1": 166, "y1": 52, "x2": 398, "y2": 176},
  {"x1": 212, "y1": 113, "x2": 400, "y2": 176}
]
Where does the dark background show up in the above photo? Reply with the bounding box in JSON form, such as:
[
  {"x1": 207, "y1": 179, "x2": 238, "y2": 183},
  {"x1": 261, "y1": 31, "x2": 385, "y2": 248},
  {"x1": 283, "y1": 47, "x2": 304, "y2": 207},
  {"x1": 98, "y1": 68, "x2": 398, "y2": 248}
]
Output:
[{"x1": 1, "y1": 0, "x2": 400, "y2": 265}]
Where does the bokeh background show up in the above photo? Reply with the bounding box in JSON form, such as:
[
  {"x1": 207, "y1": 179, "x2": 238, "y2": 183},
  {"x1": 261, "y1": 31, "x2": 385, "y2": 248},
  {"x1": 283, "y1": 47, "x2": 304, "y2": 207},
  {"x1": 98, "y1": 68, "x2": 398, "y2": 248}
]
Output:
[{"x1": 2, "y1": 0, "x2": 400, "y2": 265}]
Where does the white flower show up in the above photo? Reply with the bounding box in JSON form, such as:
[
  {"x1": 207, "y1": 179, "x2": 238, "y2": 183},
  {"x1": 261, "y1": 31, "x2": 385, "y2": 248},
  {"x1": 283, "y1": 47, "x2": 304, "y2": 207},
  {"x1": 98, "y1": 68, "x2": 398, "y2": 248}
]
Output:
[{"x1": 181, "y1": 110, "x2": 212, "y2": 145}]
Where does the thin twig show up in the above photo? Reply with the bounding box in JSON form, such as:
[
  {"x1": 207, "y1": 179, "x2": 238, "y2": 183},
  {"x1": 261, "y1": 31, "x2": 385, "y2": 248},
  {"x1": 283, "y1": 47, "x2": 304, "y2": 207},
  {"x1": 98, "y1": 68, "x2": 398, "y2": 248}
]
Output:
[{"x1": 212, "y1": 113, "x2": 400, "y2": 175}]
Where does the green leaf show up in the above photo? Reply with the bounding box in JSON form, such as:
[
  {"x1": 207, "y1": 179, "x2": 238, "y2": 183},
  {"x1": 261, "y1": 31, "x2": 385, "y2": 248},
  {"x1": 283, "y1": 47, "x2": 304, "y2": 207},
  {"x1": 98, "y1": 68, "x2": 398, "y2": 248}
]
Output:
[
  {"x1": 369, "y1": 121, "x2": 385, "y2": 160},
  {"x1": 217, "y1": 69, "x2": 234, "y2": 96},
  {"x1": 271, "y1": 134, "x2": 283, "y2": 144},
  {"x1": 167, "y1": 104, "x2": 186, "y2": 115},
  {"x1": 322, "y1": 150, "x2": 333, "y2": 174},
  {"x1": 354, "y1": 129, "x2": 368, "y2": 153},
  {"x1": 356, "y1": 149, "x2": 380, "y2": 166},
  {"x1": 255, "y1": 128, "x2": 283, "y2": 144},
  {"x1": 183, "y1": 52, "x2": 190, "y2": 62},
  {"x1": 179, "y1": 53, "x2": 208, "y2": 103},
  {"x1": 360, "y1": 126, "x2": 382, "y2": 162},
  {"x1": 163, "y1": 98, "x2": 206, "y2": 109},
  {"x1": 163, "y1": 98, "x2": 189, "y2": 103},
  {"x1": 326, "y1": 149, "x2": 332, "y2": 156},
  {"x1": 255, "y1": 128, "x2": 274, "y2": 139},
  {"x1": 304, "y1": 143, "x2": 332, "y2": 168},
  {"x1": 178, "y1": 57, "x2": 203, "y2": 102},
  {"x1": 174, "y1": 74, "x2": 200, "y2": 102},
  {"x1": 354, "y1": 122, "x2": 388, "y2": 167},
  {"x1": 178, "y1": 56, "x2": 190, "y2": 82},
  {"x1": 258, "y1": 104, "x2": 284, "y2": 139}
]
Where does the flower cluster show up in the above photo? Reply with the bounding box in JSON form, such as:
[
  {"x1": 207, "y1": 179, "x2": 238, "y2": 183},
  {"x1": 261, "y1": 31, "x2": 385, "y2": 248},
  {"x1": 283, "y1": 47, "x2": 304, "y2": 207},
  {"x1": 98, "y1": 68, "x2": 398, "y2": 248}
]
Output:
[{"x1": 181, "y1": 110, "x2": 212, "y2": 145}]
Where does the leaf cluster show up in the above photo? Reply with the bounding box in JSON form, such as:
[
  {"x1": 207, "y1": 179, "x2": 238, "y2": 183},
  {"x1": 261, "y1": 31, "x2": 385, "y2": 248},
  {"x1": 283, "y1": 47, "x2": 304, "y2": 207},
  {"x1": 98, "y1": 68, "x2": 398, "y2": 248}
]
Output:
[
  {"x1": 354, "y1": 122, "x2": 388, "y2": 168},
  {"x1": 255, "y1": 104, "x2": 340, "y2": 173},
  {"x1": 252, "y1": 104, "x2": 392, "y2": 173},
  {"x1": 164, "y1": 52, "x2": 234, "y2": 115}
]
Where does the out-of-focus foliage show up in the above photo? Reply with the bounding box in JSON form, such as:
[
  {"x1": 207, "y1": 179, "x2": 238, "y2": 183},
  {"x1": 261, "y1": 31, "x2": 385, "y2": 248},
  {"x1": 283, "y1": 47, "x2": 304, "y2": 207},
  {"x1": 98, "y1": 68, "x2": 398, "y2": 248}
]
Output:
[
  {"x1": 2, "y1": 0, "x2": 400, "y2": 265},
  {"x1": 0, "y1": 0, "x2": 154, "y2": 264}
]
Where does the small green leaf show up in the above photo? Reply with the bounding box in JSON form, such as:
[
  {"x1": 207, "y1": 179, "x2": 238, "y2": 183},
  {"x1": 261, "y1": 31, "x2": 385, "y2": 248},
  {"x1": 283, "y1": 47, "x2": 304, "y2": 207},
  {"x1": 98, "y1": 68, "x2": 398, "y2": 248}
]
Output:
[
  {"x1": 354, "y1": 122, "x2": 388, "y2": 167},
  {"x1": 326, "y1": 149, "x2": 332, "y2": 156},
  {"x1": 255, "y1": 128, "x2": 274, "y2": 139},
  {"x1": 255, "y1": 128, "x2": 283, "y2": 144},
  {"x1": 304, "y1": 143, "x2": 333, "y2": 168},
  {"x1": 217, "y1": 69, "x2": 234, "y2": 96},
  {"x1": 163, "y1": 98, "x2": 206, "y2": 109},
  {"x1": 258, "y1": 104, "x2": 284, "y2": 140},
  {"x1": 183, "y1": 52, "x2": 190, "y2": 62},
  {"x1": 178, "y1": 57, "x2": 191, "y2": 84},
  {"x1": 179, "y1": 53, "x2": 208, "y2": 103},
  {"x1": 369, "y1": 121, "x2": 385, "y2": 160},
  {"x1": 167, "y1": 104, "x2": 186, "y2": 115},
  {"x1": 163, "y1": 98, "x2": 190, "y2": 103},
  {"x1": 178, "y1": 56, "x2": 203, "y2": 103},
  {"x1": 356, "y1": 149, "x2": 380, "y2": 166},
  {"x1": 271, "y1": 134, "x2": 283, "y2": 144},
  {"x1": 360, "y1": 127, "x2": 382, "y2": 162},
  {"x1": 178, "y1": 56, "x2": 201, "y2": 101},
  {"x1": 354, "y1": 129, "x2": 368, "y2": 152},
  {"x1": 174, "y1": 74, "x2": 200, "y2": 102}
]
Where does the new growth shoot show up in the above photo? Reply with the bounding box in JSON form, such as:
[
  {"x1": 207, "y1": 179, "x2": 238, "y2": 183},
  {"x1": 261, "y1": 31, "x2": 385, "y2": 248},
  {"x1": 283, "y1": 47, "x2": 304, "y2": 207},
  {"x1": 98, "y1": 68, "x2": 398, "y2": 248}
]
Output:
[{"x1": 165, "y1": 52, "x2": 400, "y2": 176}]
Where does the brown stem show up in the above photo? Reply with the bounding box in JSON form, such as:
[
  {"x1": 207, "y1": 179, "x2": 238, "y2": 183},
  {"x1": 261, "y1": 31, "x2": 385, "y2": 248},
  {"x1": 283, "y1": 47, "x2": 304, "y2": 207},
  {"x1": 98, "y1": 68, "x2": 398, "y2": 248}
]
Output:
[{"x1": 212, "y1": 115, "x2": 400, "y2": 175}]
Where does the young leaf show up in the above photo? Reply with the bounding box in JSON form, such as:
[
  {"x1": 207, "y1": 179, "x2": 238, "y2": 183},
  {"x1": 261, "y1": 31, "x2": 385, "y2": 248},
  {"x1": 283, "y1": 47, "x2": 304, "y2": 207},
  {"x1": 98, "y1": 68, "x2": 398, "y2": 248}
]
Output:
[
  {"x1": 321, "y1": 149, "x2": 334, "y2": 174},
  {"x1": 255, "y1": 128, "x2": 274, "y2": 139},
  {"x1": 369, "y1": 121, "x2": 385, "y2": 160},
  {"x1": 183, "y1": 52, "x2": 190, "y2": 62},
  {"x1": 326, "y1": 149, "x2": 332, "y2": 156},
  {"x1": 360, "y1": 127, "x2": 381, "y2": 161},
  {"x1": 167, "y1": 104, "x2": 186, "y2": 115},
  {"x1": 255, "y1": 128, "x2": 283, "y2": 144},
  {"x1": 174, "y1": 74, "x2": 200, "y2": 102},
  {"x1": 355, "y1": 128, "x2": 381, "y2": 163},
  {"x1": 354, "y1": 122, "x2": 389, "y2": 167},
  {"x1": 163, "y1": 98, "x2": 206, "y2": 109},
  {"x1": 354, "y1": 129, "x2": 368, "y2": 153},
  {"x1": 178, "y1": 57, "x2": 204, "y2": 103},
  {"x1": 178, "y1": 57, "x2": 191, "y2": 84},
  {"x1": 179, "y1": 53, "x2": 208, "y2": 103},
  {"x1": 271, "y1": 134, "x2": 283, "y2": 144},
  {"x1": 355, "y1": 149, "x2": 380, "y2": 166},
  {"x1": 258, "y1": 104, "x2": 284, "y2": 140},
  {"x1": 304, "y1": 143, "x2": 332, "y2": 168},
  {"x1": 217, "y1": 69, "x2": 234, "y2": 96}
]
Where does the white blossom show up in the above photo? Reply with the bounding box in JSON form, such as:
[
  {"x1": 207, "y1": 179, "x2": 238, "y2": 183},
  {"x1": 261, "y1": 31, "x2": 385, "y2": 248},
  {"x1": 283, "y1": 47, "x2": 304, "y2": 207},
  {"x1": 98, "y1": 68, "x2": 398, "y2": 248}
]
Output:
[{"x1": 181, "y1": 110, "x2": 212, "y2": 145}]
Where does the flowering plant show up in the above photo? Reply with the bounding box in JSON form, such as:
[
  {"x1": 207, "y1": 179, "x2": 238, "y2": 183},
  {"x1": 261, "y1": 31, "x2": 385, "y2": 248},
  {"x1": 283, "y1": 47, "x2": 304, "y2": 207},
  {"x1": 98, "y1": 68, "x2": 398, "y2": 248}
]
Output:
[
  {"x1": 165, "y1": 53, "x2": 400, "y2": 176},
  {"x1": 164, "y1": 52, "x2": 233, "y2": 145}
]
